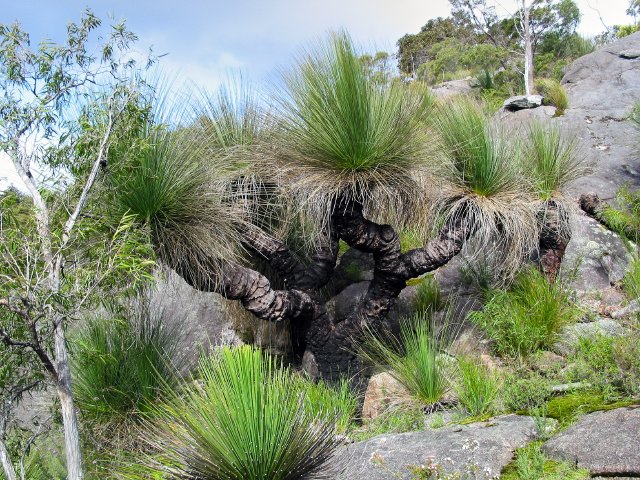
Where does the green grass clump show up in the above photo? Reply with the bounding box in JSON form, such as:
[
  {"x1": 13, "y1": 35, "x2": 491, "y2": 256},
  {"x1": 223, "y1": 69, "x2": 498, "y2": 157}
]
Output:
[
  {"x1": 455, "y1": 357, "x2": 500, "y2": 416},
  {"x1": 412, "y1": 274, "x2": 442, "y2": 314},
  {"x1": 356, "y1": 313, "x2": 452, "y2": 405},
  {"x1": 524, "y1": 123, "x2": 582, "y2": 201},
  {"x1": 469, "y1": 267, "x2": 578, "y2": 357},
  {"x1": 597, "y1": 185, "x2": 640, "y2": 243},
  {"x1": 630, "y1": 101, "x2": 640, "y2": 127},
  {"x1": 534, "y1": 79, "x2": 569, "y2": 115},
  {"x1": 432, "y1": 97, "x2": 518, "y2": 198},
  {"x1": 501, "y1": 441, "x2": 589, "y2": 480},
  {"x1": 292, "y1": 375, "x2": 358, "y2": 434},
  {"x1": 72, "y1": 309, "x2": 180, "y2": 422},
  {"x1": 564, "y1": 333, "x2": 640, "y2": 399},
  {"x1": 134, "y1": 345, "x2": 341, "y2": 480},
  {"x1": 351, "y1": 405, "x2": 425, "y2": 442}
]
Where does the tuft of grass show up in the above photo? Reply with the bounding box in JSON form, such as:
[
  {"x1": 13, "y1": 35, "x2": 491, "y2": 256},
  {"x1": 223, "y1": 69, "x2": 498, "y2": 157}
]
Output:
[
  {"x1": 534, "y1": 78, "x2": 569, "y2": 115},
  {"x1": 132, "y1": 345, "x2": 341, "y2": 480},
  {"x1": 72, "y1": 307, "x2": 181, "y2": 422},
  {"x1": 501, "y1": 441, "x2": 589, "y2": 480},
  {"x1": 276, "y1": 30, "x2": 434, "y2": 230},
  {"x1": 597, "y1": 185, "x2": 640, "y2": 243},
  {"x1": 430, "y1": 97, "x2": 538, "y2": 279},
  {"x1": 412, "y1": 274, "x2": 442, "y2": 314},
  {"x1": 351, "y1": 405, "x2": 425, "y2": 442},
  {"x1": 469, "y1": 267, "x2": 578, "y2": 357},
  {"x1": 455, "y1": 356, "x2": 500, "y2": 416},
  {"x1": 524, "y1": 122, "x2": 584, "y2": 202},
  {"x1": 356, "y1": 312, "x2": 453, "y2": 406},
  {"x1": 630, "y1": 102, "x2": 640, "y2": 127},
  {"x1": 292, "y1": 374, "x2": 358, "y2": 434},
  {"x1": 107, "y1": 92, "x2": 246, "y2": 288}
]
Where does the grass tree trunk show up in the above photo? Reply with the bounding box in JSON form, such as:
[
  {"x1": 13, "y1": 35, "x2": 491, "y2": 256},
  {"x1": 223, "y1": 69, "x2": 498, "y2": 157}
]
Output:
[
  {"x1": 172, "y1": 197, "x2": 475, "y2": 380},
  {"x1": 539, "y1": 201, "x2": 570, "y2": 283}
]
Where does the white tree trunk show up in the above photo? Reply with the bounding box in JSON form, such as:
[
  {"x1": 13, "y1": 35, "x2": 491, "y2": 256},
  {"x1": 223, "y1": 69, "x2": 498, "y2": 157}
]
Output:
[
  {"x1": 0, "y1": 439, "x2": 18, "y2": 480},
  {"x1": 523, "y1": 4, "x2": 535, "y2": 95},
  {"x1": 54, "y1": 321, "x2": 83, "y2": 480}
]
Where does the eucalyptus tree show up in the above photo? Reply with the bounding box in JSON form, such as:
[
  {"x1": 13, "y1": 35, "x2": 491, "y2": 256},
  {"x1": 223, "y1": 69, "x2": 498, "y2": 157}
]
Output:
[
  {"x1": 0, "y1": 12, "x2": 155, "y2": 479},
  {"x1": 113, "y1": 32, "x2": 584, "y2": 380}
]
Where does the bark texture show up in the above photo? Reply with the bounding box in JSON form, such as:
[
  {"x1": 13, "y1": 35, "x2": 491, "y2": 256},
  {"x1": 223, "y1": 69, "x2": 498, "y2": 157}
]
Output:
[
  {"x1": 538, "y1": 201, "x2": 571, "y2": 283},
  {"x1": 168, "y1": 198, "x2": 474, "y2": 379}
]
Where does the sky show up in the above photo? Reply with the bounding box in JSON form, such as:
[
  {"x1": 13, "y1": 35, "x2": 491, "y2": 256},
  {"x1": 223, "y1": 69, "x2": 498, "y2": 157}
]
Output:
[{"x1": 0, "y1": 0, "x2": 634, "y2": 190}]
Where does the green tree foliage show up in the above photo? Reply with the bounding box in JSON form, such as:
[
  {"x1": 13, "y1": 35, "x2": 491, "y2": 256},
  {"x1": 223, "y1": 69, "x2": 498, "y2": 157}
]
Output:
[
  {"x1": 0, "y1": 11, "x2": 156, "y2": 479},
  {"x1": 399, "y1": 0, "x2": 584, "y2": 87}
]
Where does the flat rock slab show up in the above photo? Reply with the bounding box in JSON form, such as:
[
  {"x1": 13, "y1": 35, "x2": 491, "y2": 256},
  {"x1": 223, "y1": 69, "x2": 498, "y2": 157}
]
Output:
[
  {"x1": 332, "y1": 415, "x2": 537, "y2": 479},
  {"x1": 543, "y1": 407, "x2": 640, "y2": 476}
]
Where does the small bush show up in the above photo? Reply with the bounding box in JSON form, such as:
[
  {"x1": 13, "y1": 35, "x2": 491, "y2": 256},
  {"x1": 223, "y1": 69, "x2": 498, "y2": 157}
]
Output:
[
  {"x1": 133, "y1": 346, "x2": 341, "y2": 480},
  {"x1": 356, "y1": 312, "x2": 453, "y2": 405},
  {"x1": 455, "y1": 357, "x2": 499, "y2": 416},
  {"x1": 534, "y1": 79, "x2": 568, "y2": 115},
  {"x1": 564, "y1": 333, "x2": 640, "y2": 398},
  {"x1": 501, "y1": 370, "x2": 552, "y2": 412},
  {"x1": 502, "y1": 442, "x2": 589, "y2": 480},
  {"x1": 469, "y1": 267, "x2": 578, "y2": 357}
]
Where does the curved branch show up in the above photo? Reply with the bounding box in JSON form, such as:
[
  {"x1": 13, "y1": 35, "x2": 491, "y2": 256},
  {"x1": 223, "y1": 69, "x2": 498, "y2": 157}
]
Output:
[{"x1": 244, "y1": 226, "x2": 338, "y2": 291}]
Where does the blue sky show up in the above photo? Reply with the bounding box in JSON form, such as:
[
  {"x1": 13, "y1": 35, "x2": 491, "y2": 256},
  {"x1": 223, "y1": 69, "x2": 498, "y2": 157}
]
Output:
[
  {"x1": 1, "y1": 0, "x2": 633, "y2": 91},
  {"x1": 0, "y1": 0, "x2": 633, "y2": 190}
]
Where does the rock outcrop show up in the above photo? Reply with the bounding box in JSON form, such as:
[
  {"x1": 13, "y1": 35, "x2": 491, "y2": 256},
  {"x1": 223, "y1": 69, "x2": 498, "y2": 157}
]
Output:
[
  {"x1": 543, "y1": 407, "x2": 640, "y2": 477},
  {"x1": 332, "y1": 415, "x2": 537, "y2": 479}
]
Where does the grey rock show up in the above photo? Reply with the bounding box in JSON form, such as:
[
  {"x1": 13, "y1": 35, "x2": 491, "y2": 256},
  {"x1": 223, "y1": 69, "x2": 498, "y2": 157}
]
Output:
[
  {"x1": 151, "y1": 270, "x2": 241, "y2": 359},
  {"x1": 619, "y1": 48, "x2": 640, "y2": 59},
  {"x1": 333, "y1": 414, "x2": 537, "y2": 479},
  {"x1": 329, "y1": 281, "x2": 370, "y2": 322},
  {"x1": 555, "y1": 318, "x2": 627, "y2": 355},
  {"x1": 560, "y1": 31, "x2": 640, "y2": 200},
  {"x1": 611, "y1": 299, "x2": 640, "y2": 319},
  {"x1": 562, "y1": 214, "x2": 632, "y2": 293},
  {"x1": 543, "y1": 407, "x2": 640, "y2": 476},
  {"x1": 431, "y1": 78, "x2": 473, "y2": 100},
  {"x1": 502, "y1": 94, "x2": 544, "y2": 111}
]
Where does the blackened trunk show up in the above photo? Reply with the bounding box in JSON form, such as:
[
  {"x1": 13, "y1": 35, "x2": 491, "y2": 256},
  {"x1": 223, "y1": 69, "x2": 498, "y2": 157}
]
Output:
[{"x1": 539, "y1": 201, "x2": 570, "y2": 283}]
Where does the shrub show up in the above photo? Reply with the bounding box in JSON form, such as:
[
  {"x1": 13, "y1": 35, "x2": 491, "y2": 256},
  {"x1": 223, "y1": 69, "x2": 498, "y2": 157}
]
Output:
[
  {"x1": 564, "y1": 333, "x2": 640, "y2": 398},
  {"x1": 455, "y1": 357, "x2": 499, "y2": 416},
  {"x1": 501, "y1": 370, "x2": 552, "y2": 412},
  {"x1": 356, "y1": 312, "x2": 453, "y2": 405},
  {"x1": 469, "y1": 267, "x2": 578, "y2": 357},
  {"x1": 133, "y1": 346, "x2": 341, "y2": 480},
  {"x1": 534, "y1": 79, "x2": 569, "y2": 115}
]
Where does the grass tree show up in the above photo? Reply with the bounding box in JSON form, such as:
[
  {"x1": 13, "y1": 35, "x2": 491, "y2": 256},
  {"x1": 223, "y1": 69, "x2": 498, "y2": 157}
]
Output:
[
  {"x1": 0, "y1": 12, "x2": 155, "y2": 479},
  {"x1": 113, "y1": 32, "x2": 586, "y2": 380},
  {"x1": 525, "y1": 122, "x2": 587, "y2": 281}
]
